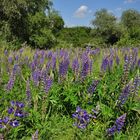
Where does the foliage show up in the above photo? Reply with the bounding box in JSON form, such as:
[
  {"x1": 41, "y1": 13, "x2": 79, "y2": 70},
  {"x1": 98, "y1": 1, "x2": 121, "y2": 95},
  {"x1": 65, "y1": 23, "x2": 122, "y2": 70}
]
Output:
[
  {"x1": 91, "y1": 9, "x2": 122, "y2": 45},
  {"x1": 57, "y1": 26, "x2": 92, "y2": 47},
  {"x1": 0, "y1": 47, "x2": 140, "y2": 139},
  {"x1": 0, "y1": 0, "x2": 64, "y2": 49}
]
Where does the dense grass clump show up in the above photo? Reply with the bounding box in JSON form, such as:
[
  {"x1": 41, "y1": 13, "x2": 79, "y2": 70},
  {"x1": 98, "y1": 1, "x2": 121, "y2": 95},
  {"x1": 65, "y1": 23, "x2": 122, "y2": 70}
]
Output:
[{"x1": 0, "y1": 47, "x2": 140, "y2": 139}]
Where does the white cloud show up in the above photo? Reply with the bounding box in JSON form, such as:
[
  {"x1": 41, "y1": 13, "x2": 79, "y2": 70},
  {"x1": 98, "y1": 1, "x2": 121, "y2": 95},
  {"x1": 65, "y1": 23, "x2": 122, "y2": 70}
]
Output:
[
  {"x1": 115, "y1": 7, "x2": 122, "y2": 11},
  {"x1": 124, "y1": 0, "x2": 135, "y2": 4},
  {"x1": 74, "y1": 5, "x2": 89, "y2": 18}
]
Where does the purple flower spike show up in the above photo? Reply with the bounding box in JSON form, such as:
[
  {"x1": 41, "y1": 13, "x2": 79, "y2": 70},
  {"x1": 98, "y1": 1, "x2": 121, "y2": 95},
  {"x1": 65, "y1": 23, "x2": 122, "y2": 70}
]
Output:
[
  {"x1": 44, "y1": 77, "x2": 53, "y2": 94},
  {"x1": 3, "y1": 117, "x2": 9, "y2": 124},
  {"x1": 107, "y1": 113, "x2": 126, "y2": 136},
  {"x1": 16, "y1": 102, "x2": 25, "y2": 108},
  {"x1": 72, "y1": 106, "x2": 92, "y2": 129},
  {"x1": 117, "y1": 84, "x2": 130, "y2": 107},
  {"x1": 10, "y1": 101, "x2": 15, "y2": 106},
  {"x1": 14, "y1": 110, "x2": 24, "y2": 118},
  {"x1": 115, "y1": 113, "x2": 126, "y2": 132},
  {"x1": 101, "y1": 57, "x2": 109, "y2": 72},
  {"x1": 0, "y1": 119, "x2": 3, "y2": 123},
  {"x1": 10, "y1": 120, "x2": 19, "y2": 127},
  {"x1": 8, "y1": 107, "x2": 14, "y2": 114}
]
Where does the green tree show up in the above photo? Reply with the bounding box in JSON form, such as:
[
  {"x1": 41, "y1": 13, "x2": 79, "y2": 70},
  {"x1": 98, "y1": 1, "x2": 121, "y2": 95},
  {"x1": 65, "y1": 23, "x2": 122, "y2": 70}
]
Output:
[
  {"x1": 118, "y1": 9, "x2": 140, "y2": 45},
  {"x1": 92, "y1": 9, "x2": 121, "y2": 45},
  {"x1": 0, "y1": 0, "x2": 64, "y2": 48},
  {"x1": 121, "y1": 9, "x2": 140, "y2": 29}
]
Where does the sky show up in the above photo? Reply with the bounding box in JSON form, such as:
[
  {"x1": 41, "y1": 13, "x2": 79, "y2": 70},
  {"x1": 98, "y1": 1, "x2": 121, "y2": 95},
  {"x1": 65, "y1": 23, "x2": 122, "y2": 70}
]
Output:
[{"x1": 52, "y1": 0, "x2": 140, "y2": 27}]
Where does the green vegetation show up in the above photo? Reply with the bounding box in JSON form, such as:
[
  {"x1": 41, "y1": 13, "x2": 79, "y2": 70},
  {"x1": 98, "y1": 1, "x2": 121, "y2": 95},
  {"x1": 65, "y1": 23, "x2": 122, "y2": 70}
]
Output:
[
  {"x1": 0, "y1": 0, "x2": 64, "y2": 49},
  {"x1": 0, "y1": 47, "x2": 140, "y2": 139},
  {"x1": 0, "y1": 0, "x2": 140, "y2": 49},
  {"x1": 0, "y1": 1, "x2": 140, "y2": 139}
]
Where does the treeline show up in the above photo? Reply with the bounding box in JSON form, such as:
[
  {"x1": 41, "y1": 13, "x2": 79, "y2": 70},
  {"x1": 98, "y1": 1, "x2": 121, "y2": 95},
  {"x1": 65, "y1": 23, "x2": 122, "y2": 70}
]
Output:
[
  {"x1": 58, "y1": 9, "x2": 140, "y2": 48},
  {"x1": 0, "y1": 0, "x2": 140, "y2": 49}
]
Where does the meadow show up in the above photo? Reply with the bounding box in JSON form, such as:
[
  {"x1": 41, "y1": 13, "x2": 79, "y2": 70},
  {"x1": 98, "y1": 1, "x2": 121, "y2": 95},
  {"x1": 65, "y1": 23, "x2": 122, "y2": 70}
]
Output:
[{"x1": 0, "y1": 47, "x2": 140, "y2": 140}]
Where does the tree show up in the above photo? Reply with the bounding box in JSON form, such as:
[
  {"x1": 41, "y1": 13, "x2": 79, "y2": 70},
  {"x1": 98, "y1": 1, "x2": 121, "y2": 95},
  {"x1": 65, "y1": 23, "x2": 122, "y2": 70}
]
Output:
[
  {"x1": 121, "y1": 9, "x2": 140, "y2": 29},
  {"x1": 120, "y1": 9, "x2": 140, "y2": 44},
  {"x1": 0, "y1": 0, "x2": 64, "y2": 48},
  {"x1": 92, "y1": 9, "x2": 121, "y2": 45}
]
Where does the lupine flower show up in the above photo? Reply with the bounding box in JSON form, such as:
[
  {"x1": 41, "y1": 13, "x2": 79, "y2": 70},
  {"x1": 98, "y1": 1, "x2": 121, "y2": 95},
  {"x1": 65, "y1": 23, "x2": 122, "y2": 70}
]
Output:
[
  {"x1": 51, "y1": 53, "x2": 56, "y2": 70},
  {"x1": 19, "y1": 48, "x2": 23, "y2": 54},
  {"x1": 15, "y1": 55, "x2": 19, "y2": 61},
  {"x1": 30, "y1": 62, "x2": 36, "y2": 71},
  {"x1": 32, "y1": 69, "x2": 41, "y2": 86},
  {"x1": 13, "y1": 64, "x2": 19, "y2": 75},
  {"x1": 40, "y1": 57, "x2": 44, "y2": 64},
  {"x1": 72, "y1": 107, "x2": 96, "y2": 129},
  {"x1": 41, "y1": 50, "x2": 45, "y2": 56},
  {"x1": 107, "y1": 113, "x2": 126, "y2": 136},
  {"x1": 117, "y1": 84, "x2": 130, "y2": 107},
  {"x1": 14, "y1": 110, "x2": 24, "y2": 117},
  {"x1": 59, "y1": 58, "x2": 69, "y2": 79},
  {"x1": 138, "y1": 59, "x2": 140, "y2": 68},
  {"x1": 3, "y1": 117, "x2": 9, "y2": 124},
  {"x1": 44, "y1": 77, "x2": 53, "y2": 94},
  {"x1": 8, "y1": 57, "x2": 13, "y2": 63},
  {"x1": 8, "y1": 101, "x2": 26, "y2": 118},
  {"x1": 88, "y1": 80, "x2": 99, "y2": 94},
  {"x1": 16, "y1": 101, "x2": 25, "y2": 108},
  {"x1": 81, "y1": 60, "x2": 89, "y2": 78},
  {"x1": 116, "y1": 55, "x2": 120, "y2": 65},
  {"x1": 109, "y1": 56, "x2": 113, "y2": 70},
  {"x1": 132, "y1": 75, "x2": 140, "y2": 95},
  {"x1": 26, "y1": 79, "x2": 31, "y2": 106},
  {"x1": 121, "y1": 55, "x2": 130, "y2": 86},
  {"x1": 5, "y1": 74, "x2": 15, "y2": 91},
  {"x1": 72, "y1": 58, "x2": 79, "y2": 75},
  {"x1": 46, "y1": 60, "x2": 51, "y2": 72},
  {"x1": 101, "y1": 57, "x2": 109, "y2": 72},
  {"x1": 8, "y1": 107, "x2": 14, "y2": 114},
  {"x1": 9, "y1": 120, "x2": 19, "y2": 127},
  {"x1": 4, "y1": 50, "x2": 8, "y2": 56},
  {"x1": 89, "y1": 59, "x2": 93, "y2": 74},
  {"x1": 47, "y1": 51, "x2": 53, "y2": 58}
]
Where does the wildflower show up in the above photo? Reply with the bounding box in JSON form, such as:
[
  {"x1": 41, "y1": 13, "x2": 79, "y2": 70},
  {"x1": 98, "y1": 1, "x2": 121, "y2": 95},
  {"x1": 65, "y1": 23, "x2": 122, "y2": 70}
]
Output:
[
  {"x1": 44, "y1": 77, "x2": 53, "y2": 94},
  {"x1": 59, "y1": 58, "x2": 69, "y2": 79},
  {"x1": 117, "y1": 84, "x2": 130, "y2": 107},
  {"x1": 81, "y1": 60, "x2": 89, "y2": 78},
  {"x1": 51, "y1": 53, "x2": 56, "y2": 70},
  {"x1": 72, "y1": 58, "x2": 79, "y2": 74},
  {"x1": 32, "y1": 69, "x2": 41, "y2": 86},
  {"x1": 81, "y1": 52, "x2": 90, "y2": 78},
  {"x1": 3, "y1": 117, "x2": 9, "y2": 124},
  {"x1": 138, "y1": 59, "x2": 140, "y2": 68},
  {"x1": 8, "y1": 107, "x2": 14, "y2": 114},
  {"x1": 16, "y1": 101, "x2": 25, "y2": 108},
  {"x1": 5, "y1": 74, "x2": 15, "y2": 91},
  {"x1": 116, "y1": 55, "x2": 120, "y2": 65},
  {"x1": 72, "y1": 107, "x2": 92, "y2": 129},
  {"x1": 14, "y1": 110, "x2": 24, "y2": 118},
  {"x1": 88, "y1": 80, "x2": 99, "y2": 94},
  {"x1": 26, "y1": 79, "x2": 31, "y2": 106},
  {"x1": 9, "y1": 120, "x2": 19, "y2": 127},
  {"x1": 107, "y1": 113, "x2": 126, "y2": 136},
  {"x1": 101, "y1": 57, "x2": 109, "y2": 72},
  {"x1": 8, "y1": 57, "x2": 13, "y2": 63}
]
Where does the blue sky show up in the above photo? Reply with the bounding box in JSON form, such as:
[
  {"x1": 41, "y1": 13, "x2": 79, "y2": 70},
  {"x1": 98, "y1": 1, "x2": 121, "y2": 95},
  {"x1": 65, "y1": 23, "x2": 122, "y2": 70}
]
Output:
[{"x1": 53, "y1": 0, "x2": 140, "y2": 27}]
